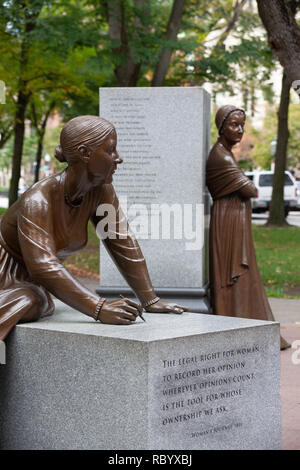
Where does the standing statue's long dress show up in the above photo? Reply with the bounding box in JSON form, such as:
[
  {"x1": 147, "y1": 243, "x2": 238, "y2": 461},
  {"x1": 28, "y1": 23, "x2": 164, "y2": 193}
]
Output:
[{"x1": 206, "y1": 141, "x2": 289, "y2": 349}]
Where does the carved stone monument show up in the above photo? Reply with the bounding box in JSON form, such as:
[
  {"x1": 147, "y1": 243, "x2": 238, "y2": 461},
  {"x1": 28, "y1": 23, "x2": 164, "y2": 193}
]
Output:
[{"x1": 98, "y1": 87, "x2": 211, "y2": 312}]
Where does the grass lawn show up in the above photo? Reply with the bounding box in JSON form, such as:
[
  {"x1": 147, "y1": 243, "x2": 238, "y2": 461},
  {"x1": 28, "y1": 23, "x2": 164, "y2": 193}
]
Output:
[
  {"x1": 1, "y1": 206, "x2": 299, "y2": 298},
  {"x1": 253, "y1": 225, "x2": 300, "y2": 298},
  {"x1": 66, "y1": 222, "x2": 100, "y2": 280},
  {"x1": 67, "y1": 223, "x2": 300, "y2": 298}
]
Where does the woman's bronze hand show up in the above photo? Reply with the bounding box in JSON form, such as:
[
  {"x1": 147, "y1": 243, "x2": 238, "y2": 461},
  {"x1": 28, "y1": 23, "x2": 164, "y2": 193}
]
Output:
[
  {"x1": 98, "y1": 297, "x2": 143, "y2": 325},
  {"x1": 145, "y1": 300, "x2": 189, "y2": 314}
]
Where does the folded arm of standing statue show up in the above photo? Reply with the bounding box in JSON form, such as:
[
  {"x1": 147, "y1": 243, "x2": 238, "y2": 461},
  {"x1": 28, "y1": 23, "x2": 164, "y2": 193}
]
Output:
[{"x1": 236, "y1": 179, "x2": 257, "y2": 199}]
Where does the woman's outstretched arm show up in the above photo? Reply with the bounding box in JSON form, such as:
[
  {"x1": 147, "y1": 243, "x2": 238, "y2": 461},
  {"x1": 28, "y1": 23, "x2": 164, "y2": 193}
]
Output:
[{"x1": 91, "y1": 184, "x2": 157, "y2": 306}]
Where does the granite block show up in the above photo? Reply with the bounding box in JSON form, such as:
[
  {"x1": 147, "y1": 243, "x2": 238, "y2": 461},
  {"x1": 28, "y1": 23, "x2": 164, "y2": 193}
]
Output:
[{"x1": 0, "y1": 300, "x2": 281, "y2": 450}]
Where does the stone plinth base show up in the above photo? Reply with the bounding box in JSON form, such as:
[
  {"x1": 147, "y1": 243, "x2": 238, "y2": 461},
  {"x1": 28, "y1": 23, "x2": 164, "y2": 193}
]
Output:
[{"x1": 0, "y1": 300, "x2": 281, "y2": 450}]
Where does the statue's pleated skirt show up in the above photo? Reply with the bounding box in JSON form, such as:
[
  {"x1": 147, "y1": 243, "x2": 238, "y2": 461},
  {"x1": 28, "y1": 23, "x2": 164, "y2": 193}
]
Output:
[
  {"x1": 0, "y1": 243, "x2": 54, "y2": 341},
  {"x1": 209, "y1": 195, "x2": 290, "y2": 350}
]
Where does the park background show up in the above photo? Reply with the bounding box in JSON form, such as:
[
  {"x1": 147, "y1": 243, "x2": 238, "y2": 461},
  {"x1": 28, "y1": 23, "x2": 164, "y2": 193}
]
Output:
[
  {"x1": 1, "y1": 0, "x2": 300, "y2": 451},
  {"x1": 0, "y1": 0, "x2": 300, "y2": 298}
]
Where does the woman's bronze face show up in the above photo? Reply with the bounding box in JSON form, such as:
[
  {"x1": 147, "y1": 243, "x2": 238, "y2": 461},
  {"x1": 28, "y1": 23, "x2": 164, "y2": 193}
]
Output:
[
  {"x1": 221, "y1": 112, "x2": 245, "y2": 145},
  {"x1": 87, "y1": 129, "x2": 123, "y2": 184}
]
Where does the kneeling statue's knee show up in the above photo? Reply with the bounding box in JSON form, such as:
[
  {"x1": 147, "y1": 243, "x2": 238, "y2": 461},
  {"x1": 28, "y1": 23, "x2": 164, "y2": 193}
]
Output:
[{"x1": 18, "y1": 287, "x2": 46, "y2": 323}]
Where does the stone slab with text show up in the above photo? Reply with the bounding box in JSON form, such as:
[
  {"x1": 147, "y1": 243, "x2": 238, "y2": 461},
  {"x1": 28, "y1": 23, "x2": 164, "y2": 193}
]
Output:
[
  {"x1": 0, "y1": 301, "x2": 281, "y2": 450},
  {"x1": 98, "y1": 87, "x2": 210, "y2": 294}
]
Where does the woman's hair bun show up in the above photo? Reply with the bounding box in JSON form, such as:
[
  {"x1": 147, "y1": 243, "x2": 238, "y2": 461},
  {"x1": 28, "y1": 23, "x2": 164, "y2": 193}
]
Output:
[{"x1": 54, "y1": 145, "x2": 67, "y2": 163}]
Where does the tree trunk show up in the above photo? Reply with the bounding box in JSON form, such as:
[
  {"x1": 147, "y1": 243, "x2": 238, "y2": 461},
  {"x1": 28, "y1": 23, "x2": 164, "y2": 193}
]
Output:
[
  {"x1": 31, "y1": 101, "x2": 55, "y2": 183},
  {"x1": 8, "y1": 89, "x2": 30, "y2": 206},
  {"x1": 0, "y1": 127, "x2": 12, "y2": 150},
  {"x1": 106, "y1": 0, "x2": 144, "y2": 86},
  {"x1": 214, "y1": 0, "x2": 248, "y2": 50},
  {"x1": 257, "y1": 0, "x2": 300, "y2": 87},
  {"x1": 267, "y1": 72, "x2": 290, "y2": 227},
  {"x1": 8, "y1": 1, "x2": 43, "y2": 206},
  {"x1": 152, "y1": 0, "x2": 186, "y2": 87},
  {"x1": 34, "y1": 135, "x2": 44, "y2": 183}
]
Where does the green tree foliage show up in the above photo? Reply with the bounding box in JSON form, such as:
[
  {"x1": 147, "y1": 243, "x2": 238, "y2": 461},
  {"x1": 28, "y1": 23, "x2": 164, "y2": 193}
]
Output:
[
  {"x1": 1, "y1": 0, "x2": 298, "y2": 201},
  {"x1": 246, "y1": 95, "x2": 300, "y2": 172},
  {"x1": 0, "y1": 0, "x2": 106, "y2": 203},
  {"x1": 176, "y1": 1, "x2": 275, "y2": 109},
  {"x1": 90, "y1": 0, "x2": 261, "y2": 90},
  {"x1": 248, "y1": 107, "x2": 276, "y2": 170}
]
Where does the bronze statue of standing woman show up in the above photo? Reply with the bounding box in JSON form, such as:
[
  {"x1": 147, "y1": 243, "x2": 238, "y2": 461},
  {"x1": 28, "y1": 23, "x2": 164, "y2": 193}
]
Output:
[{"x1": 206, "y1": 105, "x2": 290, "y2": 350}]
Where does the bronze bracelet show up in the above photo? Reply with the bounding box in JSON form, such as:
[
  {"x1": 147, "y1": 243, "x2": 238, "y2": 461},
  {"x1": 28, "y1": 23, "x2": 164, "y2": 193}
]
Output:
[
  {"x1": 142, "y1": 296, "x2": 160, "y2": 309},
  {"x1": 95, "y1": 297, "x2": 106, "y2": 321}
]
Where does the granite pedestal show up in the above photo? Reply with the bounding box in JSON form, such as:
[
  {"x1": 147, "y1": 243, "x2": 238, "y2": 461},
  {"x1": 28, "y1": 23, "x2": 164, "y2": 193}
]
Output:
[{"x1": 0, "y1": 300, "x2": 281, "y2": 450}]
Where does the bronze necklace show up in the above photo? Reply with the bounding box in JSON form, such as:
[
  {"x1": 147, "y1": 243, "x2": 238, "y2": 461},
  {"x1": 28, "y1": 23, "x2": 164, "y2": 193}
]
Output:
[
  {"x1": 61, "y1": 170, "x2": 84, "y2": 209},
  {"x1": 64, "y1": 192, "x2": 83, "y2": 208}
]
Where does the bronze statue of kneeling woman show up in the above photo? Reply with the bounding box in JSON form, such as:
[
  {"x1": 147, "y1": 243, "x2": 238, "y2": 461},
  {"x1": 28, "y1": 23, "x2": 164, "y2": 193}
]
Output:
[
  {"x1": 206, "y1": 105, "x2": 290, "y2": 350},
  {"x1": 0, "y1": 115, "x2": 187, "y2": 341}
]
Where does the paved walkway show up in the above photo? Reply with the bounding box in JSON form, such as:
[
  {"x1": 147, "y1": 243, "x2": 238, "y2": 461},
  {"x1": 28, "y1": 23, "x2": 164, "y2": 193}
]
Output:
[
  {"x1": 270, "y1": 293, "x2": 300, "y2": 448},
  {"x1": 280, "y1": 323, "x2": 300, "y2": 450},
  {"x1": 269, "y1": 298, "x2": 300, "y2": 323}
]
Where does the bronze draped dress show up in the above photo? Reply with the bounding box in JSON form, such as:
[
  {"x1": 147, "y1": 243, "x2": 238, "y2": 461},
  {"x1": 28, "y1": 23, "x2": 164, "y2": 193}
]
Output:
[
  {"x1": 0, "y1": 171, "x2": 155, "y2": 340},
  {"x1": 206, "y1": 141, "x2": 276, "y2": 322}
]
